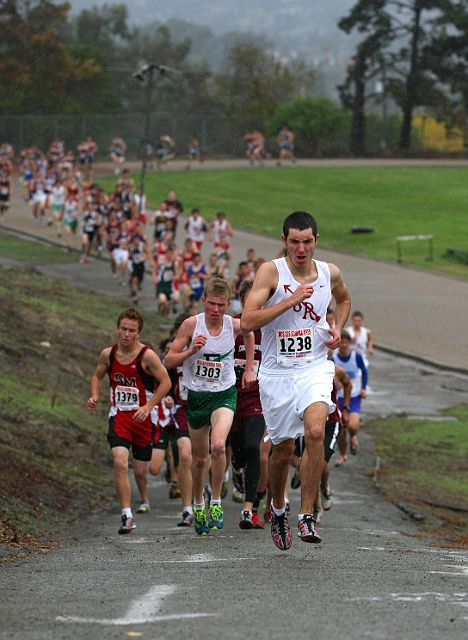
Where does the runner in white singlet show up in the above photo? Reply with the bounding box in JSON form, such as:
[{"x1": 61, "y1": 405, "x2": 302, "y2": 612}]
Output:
[
  {"x1": 165, "y1": 278, "x2": 256, "y2": 537},
  {"x1": 241, "y1": 210, "x2": 351, "y2": 551}
]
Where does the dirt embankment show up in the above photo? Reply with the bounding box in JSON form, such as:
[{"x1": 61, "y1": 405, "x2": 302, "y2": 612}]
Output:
[{"x1": 0, "y1": 263, "x2": 168, "y2": 558}]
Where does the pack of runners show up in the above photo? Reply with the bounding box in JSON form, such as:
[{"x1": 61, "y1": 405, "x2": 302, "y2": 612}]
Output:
[{"x1": 86, "y1": 208, "x2": 373, "y2": 553}]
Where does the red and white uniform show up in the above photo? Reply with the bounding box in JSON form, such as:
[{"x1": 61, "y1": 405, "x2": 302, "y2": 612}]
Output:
[
  {"x1": 231, "y1": 321, "x2": 263, "y2": 433},
  {"x1": 107, "y1": 344, "x2": 159, "y2": 446}
]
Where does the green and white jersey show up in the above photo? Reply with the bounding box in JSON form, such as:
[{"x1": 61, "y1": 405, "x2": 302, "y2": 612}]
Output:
[{"x1": 182, "y1": 313, "x2": 235, "y2": 392}]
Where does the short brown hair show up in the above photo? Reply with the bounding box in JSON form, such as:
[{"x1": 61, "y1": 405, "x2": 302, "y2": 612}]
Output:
[
  {"x1": 117, "y1": 307, "x2": 144, "y2": 332},
  {"x1": 340, "y1": 330, "x2": 351, "y2": 342},
  {"x1": 204, "y1": 277, "x2": 231, "y2": 301},
  {"x1": 239, "y1": 279, "x2": 253, "y2": 304}
]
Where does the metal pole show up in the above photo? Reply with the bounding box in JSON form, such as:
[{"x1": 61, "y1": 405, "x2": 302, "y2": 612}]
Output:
[
  {"x1": 139, "y1": 66, "x2": 154, "y2": 215},
  {"x1": 381, "y1": 66, "x2": 388, "y2": 150}
]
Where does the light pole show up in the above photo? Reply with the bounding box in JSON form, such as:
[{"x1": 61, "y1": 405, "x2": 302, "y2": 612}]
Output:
[{"x1": 134, "y1": 64, "x2": 182, "y2": 213}]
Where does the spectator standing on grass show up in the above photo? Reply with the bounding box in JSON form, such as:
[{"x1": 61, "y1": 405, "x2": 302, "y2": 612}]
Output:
[{"x1": 87, "y1": 308, "x2": 171, "y2": 535}]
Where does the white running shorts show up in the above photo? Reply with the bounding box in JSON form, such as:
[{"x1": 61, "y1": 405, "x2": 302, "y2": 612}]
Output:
[{"x1": 258, "y1": 359, "x2": 335, "y2": 445}]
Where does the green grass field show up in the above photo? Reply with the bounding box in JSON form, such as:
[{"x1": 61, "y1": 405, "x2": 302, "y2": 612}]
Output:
[
  {"x1": 0, "y1": 231, "x2": 76, "y2": 263},
  {"x1": 99, "y1": 166, "x2": 468, "y2": 278},
  {"x1": 366, "y1": 405, "x2": 468, "y2": 543}
]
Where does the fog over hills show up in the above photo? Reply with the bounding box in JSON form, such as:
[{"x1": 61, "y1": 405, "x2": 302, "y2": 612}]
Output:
[{"x1": 70, "y1": 0, "x2": 359, "y2": 95}]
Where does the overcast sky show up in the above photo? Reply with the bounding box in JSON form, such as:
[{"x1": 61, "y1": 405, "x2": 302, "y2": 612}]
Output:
[{"x1": 69, "y1": 0, "x2": 356, "y2": 37}]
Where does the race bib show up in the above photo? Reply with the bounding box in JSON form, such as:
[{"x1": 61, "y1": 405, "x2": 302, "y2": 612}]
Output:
[
  {"x1": 275, "y1": 328, "x2": 314, "y2": 366},
  {"x1": 115, "y1": 385, "x2": 140, "y2": 411},
  {"x1": 163, "y1": 270, "x2": 173, "y2": 282},
  {"x1": 192, "y1": 359, "x2": 223, "y2": 389},
  {"x1": 190, "y1": 276, "x2": 202, "y2": 290},
  {"x1": 0, "y1": 188, "x2": 8, "y2": 195},
  {"x1": 234, "y1": 358, "x2": 259, "y2": 382}
]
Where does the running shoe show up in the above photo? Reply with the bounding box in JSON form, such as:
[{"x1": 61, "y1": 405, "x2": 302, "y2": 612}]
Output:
[
  {"x1": 263, "y1": 509, "x2": 272, "y2": 523},
  {"x1": 335, "y1": 454, "x2": 347, "y2": 467},
  {"x1": 350, "y1": 436, "x2": 359, "y2": 455},
  {"x1": 136, "y1": 501, "x2": 150, "y2": 514},
  {"x1": 251, "y1": 512, "x2": 265, "y2": 529},
  {"x1": 193, "y1": 506, "x2": 210, "y2": 536},
  {"x1": 270, "y1": 505, "x2": 292, "y2": 551},
  {"x1": 297, "y1": 514, "x2": 321, "y2": 544},
  {"x1": 208, "y1": 503, "x2": 224, "y2": 530},
  {"x1": 232, "y1": 490, "x2": 244, "y2": 503},
  {"x1": 118, "y1": 515, "x2": 136, "y2": 535},
  {"x1": 220, "y1": 481, "x2": 228, "y2": 499},
  {"x1": 232, "y1": 466, "x2": 245, "y2": 493},
  {"x1": 177, "y1": 511, "x2": 194, "y2": 527},
  {"x1": 321, "y1": 483, "x2": 333, "y2": 511},
  {"x1": 169, "y1": 482, "x2": 181, "y2": 499},
  {"x1": 290, "y1": 469, "x2": 301, "y2": 489},
  {"x1": 239, "y1": 510, "x2": 254, "y2": 530}
]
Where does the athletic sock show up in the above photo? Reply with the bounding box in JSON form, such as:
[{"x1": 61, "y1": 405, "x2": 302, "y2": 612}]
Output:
[
  {"x1": 183, "y1": 506, "x2": 193, "y2": 515},
  {"x1": 211, "y1": 499, "x2": 221, "y2": 506},
  {"x1": 122, "y1": 508, "x2": 132, "y2": 518},
  {"x1": 252, "y1": 489, "x2": 266, "y2": 513},
  {"x1": 194, "y1": 501, "x2": 204, "y2": 510},
  {"x1": 223, "y1": 470, "x2": 229, "y2": 483},
  {"x1": 272, "y1": 505, "x2": 286, "y2": 517}
]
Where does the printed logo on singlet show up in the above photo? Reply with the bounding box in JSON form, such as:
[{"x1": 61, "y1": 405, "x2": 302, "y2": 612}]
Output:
[
  {"x1": 283, "y1": 284, "x2": 321, "y2": 322},
  {"x1": 114, "y1": 372, "x2": 137, "y2": 387}
]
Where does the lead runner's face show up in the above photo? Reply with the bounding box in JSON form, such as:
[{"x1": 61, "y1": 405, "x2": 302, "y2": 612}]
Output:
[
  {"x1": 117, "y1": 319, "x2": 140, "y2": 348},
  {"x1": 282, "y1": 227, "x2": 319, "y2": 269}
]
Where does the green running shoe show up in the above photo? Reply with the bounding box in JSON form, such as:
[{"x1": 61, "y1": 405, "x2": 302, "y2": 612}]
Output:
[
  {"x1": 209, "y1": 503, "x2": 224, "y2": 530},
  {"x1": 194, "y1": 505, "x2": 210, "y2": 536}
]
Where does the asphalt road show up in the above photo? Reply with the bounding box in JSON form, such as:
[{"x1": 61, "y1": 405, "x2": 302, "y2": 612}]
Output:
[{"x1": 1, "y1": 160, "x2": 468, "y2": 639}]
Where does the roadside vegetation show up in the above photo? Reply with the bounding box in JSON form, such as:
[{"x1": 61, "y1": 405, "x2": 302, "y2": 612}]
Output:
[
  {"x1": 365, "y1": 406, "x2": 468, "y2": 545},
  {"x1": 0, "y1": 259, "x2": 167, "y2": 558}
]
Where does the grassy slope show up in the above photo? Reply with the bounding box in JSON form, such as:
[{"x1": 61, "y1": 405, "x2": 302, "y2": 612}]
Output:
[
  {"x1": 99, "y1": 166, "x2": 468, "y2": 277},
  {"x1": 0, "y1": 260, "x2": 168, "y2": 551},
  {"x1": 366, "y1": 406, "x2": 468, "y2": 544}
]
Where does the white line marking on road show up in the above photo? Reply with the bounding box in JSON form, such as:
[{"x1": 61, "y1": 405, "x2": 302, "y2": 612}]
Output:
[
  {"x1": 55, "y1": 585, "x2": 216, "y2": 625},
  {"x1": 346, "y1": 592, "x2": 468, "y2": 605},
  {"x1": 150, "y1": 554, "x2": 254, "y2": 564},
  {"x1": 357, "y1": 547, "x2": 387, "y2": 551}
]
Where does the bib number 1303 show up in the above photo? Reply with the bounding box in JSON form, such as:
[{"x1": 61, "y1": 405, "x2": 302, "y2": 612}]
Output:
[{"x1": 192, "y1": 359, "x2": 223, "y2": 388}]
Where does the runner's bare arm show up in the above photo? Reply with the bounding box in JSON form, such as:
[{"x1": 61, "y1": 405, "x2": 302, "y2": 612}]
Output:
[
  {"x1": 87, "y1": 348, "x2": 111, "y2": 410},
  {"x1": 133, "y1": 350, "x2": 172, "y2": 422},
  {"x1": 164, "y1": 317, "x2": 204, "y2": 369},
  {"x1": 326, "y1": 263, "x2": 351, "y2": 349},
  {"x1": 367, "y1": 328, "x2": 374, "y2": 355},
  {"x1": 240, "y1": 261, "x2": 311, "y2": 333},
  {"x1": 232, "y1": 318, "x2": 256, "y2": 387}
]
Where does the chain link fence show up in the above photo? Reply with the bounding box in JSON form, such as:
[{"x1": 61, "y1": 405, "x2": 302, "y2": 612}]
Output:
[{"x1": 0, "y1": 112, "x2": 407, "y2": 159}]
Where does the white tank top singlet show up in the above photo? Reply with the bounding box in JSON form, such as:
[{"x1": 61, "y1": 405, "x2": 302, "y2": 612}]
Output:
[
  {"x1": 333, "y1": 351, "x2": 362, "y2": 398},
  {"x1": 182, "y1": 313, "x2": 235, "y2": 392},
  {"x1": 260, "y1": 258, "x2": 332, "y2": 373},
  {"x1": 187, "y1": 216, "x2": 204, "y2": 242},
  {"x1": 347, "y1": 326, "x2": 369, "y2": 367}
]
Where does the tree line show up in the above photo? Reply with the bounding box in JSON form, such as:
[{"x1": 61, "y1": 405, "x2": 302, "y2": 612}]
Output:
[{"x1": 1, "y1": 0, "x2": 468, "y2": 155}]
